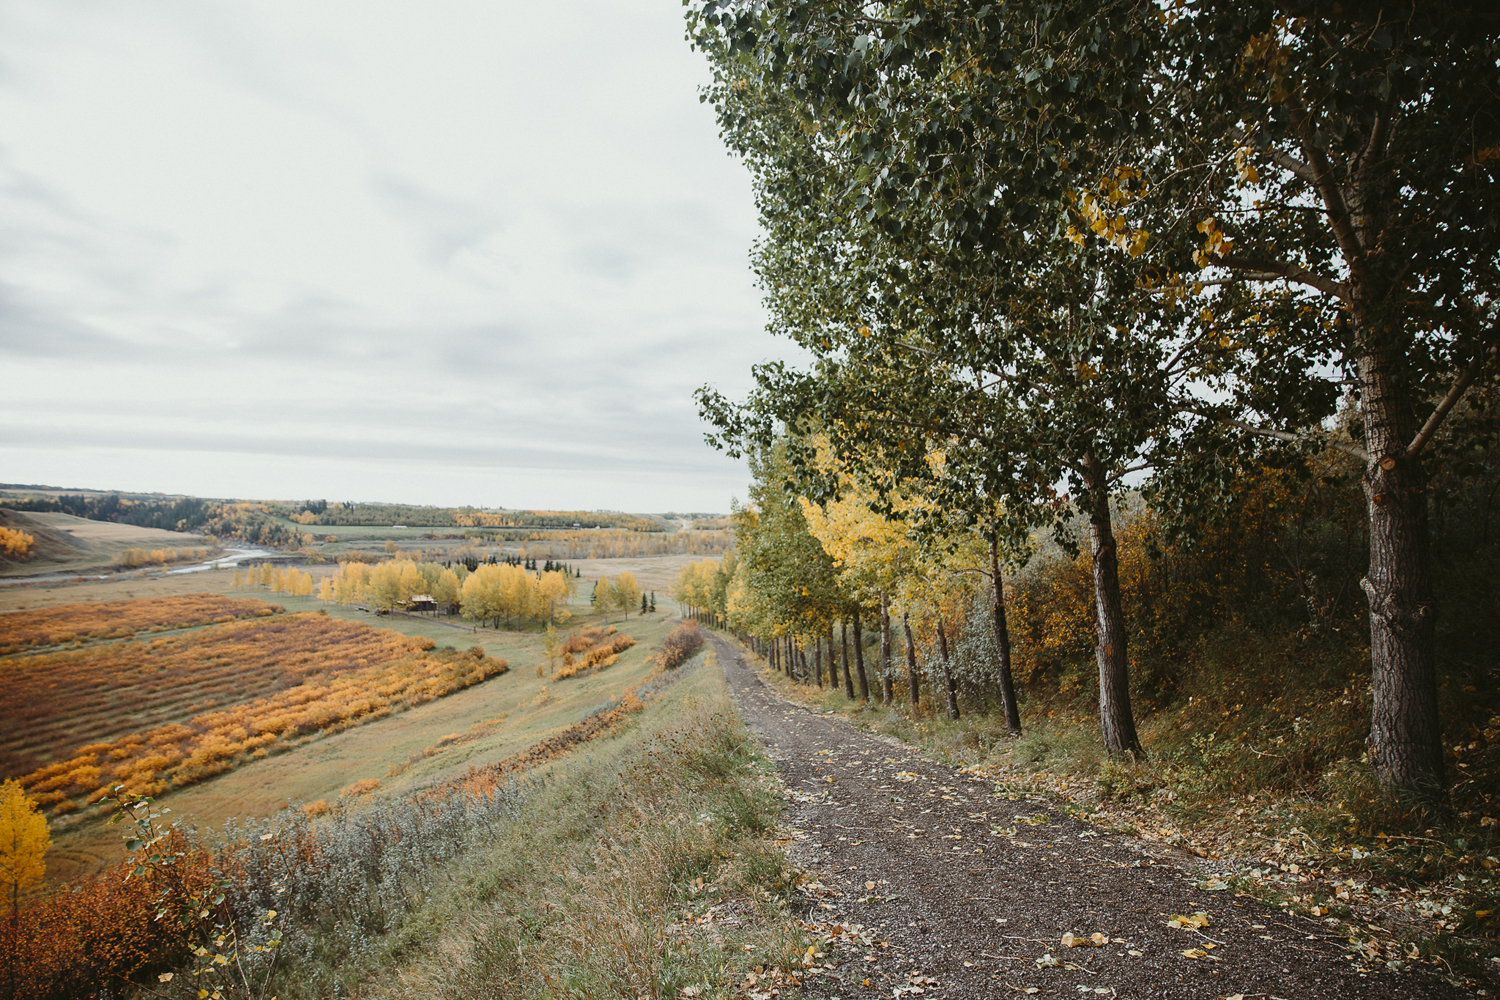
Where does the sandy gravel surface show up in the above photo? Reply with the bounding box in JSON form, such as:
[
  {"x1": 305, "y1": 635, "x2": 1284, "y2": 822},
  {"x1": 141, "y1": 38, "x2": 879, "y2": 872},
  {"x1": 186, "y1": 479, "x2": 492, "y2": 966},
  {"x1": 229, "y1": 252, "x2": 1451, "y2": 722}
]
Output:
[{"x1": 711, "y1": 633, "x2": 1473, "y2": 999}]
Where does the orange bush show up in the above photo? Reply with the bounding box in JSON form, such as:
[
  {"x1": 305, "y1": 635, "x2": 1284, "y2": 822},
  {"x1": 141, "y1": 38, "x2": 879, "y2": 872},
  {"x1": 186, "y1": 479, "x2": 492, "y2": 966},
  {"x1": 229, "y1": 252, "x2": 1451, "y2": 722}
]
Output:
[
  {"x1": 341, "y1": 778, "x2": 381, "y2": 798},
  {"x1": 0, "y1": 826, "x2": 216, "y2": 997},
  {"x1": 652, "y1": 621, "x2": 703, "y2": 670},
  {"x1": 554, "y1": 632, "x2": 635, "y2": 680},
  {"x1": 0, "y1": 593, "x2": 278, "y2": 655}
]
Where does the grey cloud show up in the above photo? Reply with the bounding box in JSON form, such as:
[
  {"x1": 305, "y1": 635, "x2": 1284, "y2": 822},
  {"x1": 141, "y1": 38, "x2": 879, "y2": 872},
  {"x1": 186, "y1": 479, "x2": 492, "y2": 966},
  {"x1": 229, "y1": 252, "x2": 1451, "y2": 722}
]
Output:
[
  {"x1": 372, "y1": 172, "x2": 502, "y2": 269},
  {"x1": 2, "y1": 418, "x2": 715, "y2": 476}
]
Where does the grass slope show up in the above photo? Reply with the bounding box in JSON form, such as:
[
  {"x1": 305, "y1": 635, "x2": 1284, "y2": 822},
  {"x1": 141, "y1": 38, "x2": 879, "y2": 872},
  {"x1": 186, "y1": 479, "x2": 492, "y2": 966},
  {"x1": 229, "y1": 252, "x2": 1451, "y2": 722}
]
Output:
[{"x1": 0, "y1": 509, "x2": 216, "y2": 577}]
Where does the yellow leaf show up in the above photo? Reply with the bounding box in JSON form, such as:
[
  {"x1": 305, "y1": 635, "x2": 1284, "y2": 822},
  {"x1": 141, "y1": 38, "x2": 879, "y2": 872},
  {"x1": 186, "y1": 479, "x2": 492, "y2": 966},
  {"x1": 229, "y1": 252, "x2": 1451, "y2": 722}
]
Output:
[{"x1": 1182, "y1": 948, "x2": 1207, "y2": 959}]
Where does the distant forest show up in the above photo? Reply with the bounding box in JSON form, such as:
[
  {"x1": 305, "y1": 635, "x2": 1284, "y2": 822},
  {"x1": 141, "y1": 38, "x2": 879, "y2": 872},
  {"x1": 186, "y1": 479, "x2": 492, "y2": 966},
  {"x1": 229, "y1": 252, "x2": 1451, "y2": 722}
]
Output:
[
  {"x1": 1, "y1": 493, "x2": 214, "y2": 533},
  {"x1": 0, "y1": 492, "x2": 668, "y2": 539},
  {"x1": 290, "y1": 502, "x2": 664, "y2": 532}
]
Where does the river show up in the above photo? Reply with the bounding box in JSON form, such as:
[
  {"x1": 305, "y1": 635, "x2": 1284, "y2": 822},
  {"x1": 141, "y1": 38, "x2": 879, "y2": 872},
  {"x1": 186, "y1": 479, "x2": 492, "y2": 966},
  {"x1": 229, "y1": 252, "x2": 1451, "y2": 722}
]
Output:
[{"x1": 0, "y1": 544, "x2": 279, "y2": 587}]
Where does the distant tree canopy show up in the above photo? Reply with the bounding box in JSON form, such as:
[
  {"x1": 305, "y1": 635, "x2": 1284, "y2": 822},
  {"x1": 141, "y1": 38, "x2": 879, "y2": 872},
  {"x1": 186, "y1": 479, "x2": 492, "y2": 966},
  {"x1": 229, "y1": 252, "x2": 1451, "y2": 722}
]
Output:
[
  {"x1": 1, "y1": 493, "x2": 214, "y2": 533},
  {"x1": 294, "y1": 504, "x2": 665, "y2": 532}
]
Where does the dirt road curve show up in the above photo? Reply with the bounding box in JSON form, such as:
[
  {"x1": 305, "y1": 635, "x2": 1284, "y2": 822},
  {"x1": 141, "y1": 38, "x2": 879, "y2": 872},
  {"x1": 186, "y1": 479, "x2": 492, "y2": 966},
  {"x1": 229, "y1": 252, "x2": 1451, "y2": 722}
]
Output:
[{"x1": 712, "y1": 634, "x2": 1472, "y2": 1000}]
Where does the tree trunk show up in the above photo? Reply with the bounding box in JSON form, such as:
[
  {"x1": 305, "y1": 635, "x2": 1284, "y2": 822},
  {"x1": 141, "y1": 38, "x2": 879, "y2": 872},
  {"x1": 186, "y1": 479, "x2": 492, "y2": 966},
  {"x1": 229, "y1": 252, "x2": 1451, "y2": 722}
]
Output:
[
  {"x1": 880, "y1": 592, "x2": 894, "y2": 706},
  {"x1": 852, "y1": 607, "x2": 870, "y2": 701},
  {"x1": 990, "y1": 537, "x2": 1022, "y2": 735},
  {"x1": 840, "y1": 620, "x2": 855, "y2": 699},
  {"x1": 1359, "y1": 346, "x2": 1445, "y2": 796},
  {"x1": 815, "y1": 637, "x2": 824, "y2": 688},
  {"x1": 1082, "y1": 448, "x2": 1142, "y2": 756},
  {"x1": 904, "y1": 611, "x2": 920, "y2": 706},
  {"x1": 935, "y1": 614, "x2": 960, "y2": 721}
]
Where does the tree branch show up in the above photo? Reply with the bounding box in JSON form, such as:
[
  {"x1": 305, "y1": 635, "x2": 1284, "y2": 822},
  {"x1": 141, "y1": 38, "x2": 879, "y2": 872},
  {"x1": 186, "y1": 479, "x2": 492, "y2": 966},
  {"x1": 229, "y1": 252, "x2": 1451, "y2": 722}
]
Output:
[
  {"x1": 1214, "y1": 254, "x2": 1349, "y2": 300},
  {"x1": 1404, "y1": 344, "x2": 1499, "y2": 460},
  {"x1": 1226, "y1": 125, "x2": 1316, "y2": 184},
  {"x1": 1285, "y1": 99, "x2": 1365, "y2": 261},
  {"x1": 1173, "y1": 404, "x2": 1372, "y2": 462}
]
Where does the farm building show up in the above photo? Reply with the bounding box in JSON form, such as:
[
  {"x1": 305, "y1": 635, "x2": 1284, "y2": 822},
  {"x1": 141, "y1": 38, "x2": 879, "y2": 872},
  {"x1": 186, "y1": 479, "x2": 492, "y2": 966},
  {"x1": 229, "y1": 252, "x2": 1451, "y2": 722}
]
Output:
[{"x1": 403, "y1": 594, "x2": 437, "y2": 613}]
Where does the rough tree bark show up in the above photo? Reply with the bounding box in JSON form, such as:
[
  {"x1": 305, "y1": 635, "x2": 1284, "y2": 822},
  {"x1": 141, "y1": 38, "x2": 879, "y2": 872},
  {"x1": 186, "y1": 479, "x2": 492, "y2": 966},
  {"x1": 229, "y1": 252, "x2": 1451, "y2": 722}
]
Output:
[
  {"x1": 904, "y1": 611, "x2": 920, "y2": 706},
  {"x1": 852, "y1": 607, "x2": 870, "y2": 702},
  {"x1": 935, "y1": 614, "x2": 960, "y2": 721},
  {"x1": 1359, "y1": 347, "x2": 1444, "y2": 795},
  {"x1": 1082, "y1": 448, "x2": 1142, "y2": 756},
  {"x1": 989, "y1": 537, "x2": 1022, "y2": 736},
  {"x1": 880, "y1": 592, "x2": 894, "y2": 706},
  {"x1": 840, "y1": 621, "x2": 854, "y2": 699}
]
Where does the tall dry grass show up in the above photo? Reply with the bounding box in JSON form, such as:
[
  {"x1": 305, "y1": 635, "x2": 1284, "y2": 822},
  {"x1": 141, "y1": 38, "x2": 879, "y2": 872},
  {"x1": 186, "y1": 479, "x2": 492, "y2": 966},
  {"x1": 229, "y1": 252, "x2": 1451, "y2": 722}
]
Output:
[
  {"x1": 0, "y1": 592, "x2": 278, "y2": 655},
  {"x1": 3, "y1": 614, "x2": 508, "y2": 809}
]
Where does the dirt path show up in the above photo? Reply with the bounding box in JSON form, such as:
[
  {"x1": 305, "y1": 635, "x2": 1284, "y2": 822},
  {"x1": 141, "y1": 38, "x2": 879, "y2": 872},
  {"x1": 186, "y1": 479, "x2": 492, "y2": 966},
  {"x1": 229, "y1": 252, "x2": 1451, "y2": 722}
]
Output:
[{"x1": 711, "y1": 634, "x2": 1473, "y2": 999}]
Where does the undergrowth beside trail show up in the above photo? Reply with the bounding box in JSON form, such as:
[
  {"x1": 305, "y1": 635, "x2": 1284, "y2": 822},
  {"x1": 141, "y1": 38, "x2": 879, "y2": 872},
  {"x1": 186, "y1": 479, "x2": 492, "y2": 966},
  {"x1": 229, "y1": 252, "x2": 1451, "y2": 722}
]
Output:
[
  {"x1": 747, "y1": 648, "x2": 1500, "y2": 990},
  {"x1": 110, "y1": 648, "x2": 808, "y2": 1000},
  {"x1": 361, "y1": 658, "x2": 805, "y2": 1000}
]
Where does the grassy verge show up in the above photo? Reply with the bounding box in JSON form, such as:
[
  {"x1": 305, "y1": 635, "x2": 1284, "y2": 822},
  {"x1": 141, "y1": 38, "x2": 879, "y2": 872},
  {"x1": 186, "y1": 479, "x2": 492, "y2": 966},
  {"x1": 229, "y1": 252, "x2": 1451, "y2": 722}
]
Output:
[
  {"x1": 740, "y1": 638, "x2": 1499, "y2": 991},
  {"x1": 357, "y1": 654, "x2": 804, "y2": 999},
  {"x1": 105, "y1": 646, "x2": 813, "y2": 1000}
]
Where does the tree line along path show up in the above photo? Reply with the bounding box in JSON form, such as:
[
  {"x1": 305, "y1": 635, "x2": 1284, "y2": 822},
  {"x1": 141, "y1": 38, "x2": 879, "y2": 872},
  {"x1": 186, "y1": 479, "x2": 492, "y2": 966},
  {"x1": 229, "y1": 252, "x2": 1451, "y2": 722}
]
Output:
[{"x1": 710, "y1": 633, "x2": 1471, "y2": 999}]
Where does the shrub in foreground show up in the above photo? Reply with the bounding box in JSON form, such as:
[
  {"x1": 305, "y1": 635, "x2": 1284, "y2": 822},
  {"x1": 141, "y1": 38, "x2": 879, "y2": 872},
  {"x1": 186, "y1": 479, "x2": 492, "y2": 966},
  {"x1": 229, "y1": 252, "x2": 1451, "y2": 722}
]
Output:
[{"x1": 653, "y1": 621, "x2": 703, "y2": 671}]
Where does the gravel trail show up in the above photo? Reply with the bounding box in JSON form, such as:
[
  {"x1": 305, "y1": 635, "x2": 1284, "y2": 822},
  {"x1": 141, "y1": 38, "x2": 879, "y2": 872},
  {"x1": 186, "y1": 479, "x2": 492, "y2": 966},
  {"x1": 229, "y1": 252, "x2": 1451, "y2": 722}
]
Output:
[{"x1": 712, "y1": 632, "x2": 1473, "y2": 999}]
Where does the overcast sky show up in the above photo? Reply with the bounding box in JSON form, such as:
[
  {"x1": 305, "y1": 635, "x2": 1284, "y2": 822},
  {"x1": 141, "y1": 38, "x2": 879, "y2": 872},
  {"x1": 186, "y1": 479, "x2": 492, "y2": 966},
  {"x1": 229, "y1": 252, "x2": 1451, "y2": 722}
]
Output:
[{"x1": 0, "y1": 1, "x2": 783, "y2": 513}]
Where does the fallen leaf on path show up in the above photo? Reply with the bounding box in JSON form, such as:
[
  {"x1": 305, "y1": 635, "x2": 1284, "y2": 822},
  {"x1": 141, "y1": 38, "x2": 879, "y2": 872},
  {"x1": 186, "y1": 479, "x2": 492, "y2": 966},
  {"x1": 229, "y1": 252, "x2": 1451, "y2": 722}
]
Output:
[
  {"x1": 1035, "y1": 953, "x2": 1060, "y2": 967},
  {"x1": 1181, "y1": 948, "x2": 1208, "y2": 960},
  {"x1": 1167, "y1": 912, "x2": 1211, "y2": 929}
]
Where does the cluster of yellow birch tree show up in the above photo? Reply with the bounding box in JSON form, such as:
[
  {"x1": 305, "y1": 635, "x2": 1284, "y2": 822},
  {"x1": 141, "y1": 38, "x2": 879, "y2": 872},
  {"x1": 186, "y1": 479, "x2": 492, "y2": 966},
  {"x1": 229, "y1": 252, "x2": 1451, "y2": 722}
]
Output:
[
  {"x1": 314, "y1": 558, "x2": 576, "y2": 627},
  {"x1": 458, "y1": 563, "x2": 575, "y2": 628},
  {"x1": 0, "y1": 527, "x2": 34, "y2": 560},
  {"x1": 319, "y1": 559, "x2": 461, "y2": 612},
  {"x1": 676, "y1": 443, "x2": 1015, "y2": 725},
  {"x1": 588, "y1": 572, "x2": 641, "y2": 624},
  {"x1": 234, "y1": 562, "x2": 316, "y2": 597}
]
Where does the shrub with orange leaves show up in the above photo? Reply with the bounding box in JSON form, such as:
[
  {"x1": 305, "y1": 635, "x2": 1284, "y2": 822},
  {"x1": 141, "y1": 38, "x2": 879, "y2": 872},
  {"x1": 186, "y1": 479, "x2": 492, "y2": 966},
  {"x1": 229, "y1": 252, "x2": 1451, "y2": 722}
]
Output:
[
  {"x1": 652, "y1": 621, "x2": 703, "y2": 670},
  {"x1": 553, "y1": 631, "x2": 636, "y2": 681}
]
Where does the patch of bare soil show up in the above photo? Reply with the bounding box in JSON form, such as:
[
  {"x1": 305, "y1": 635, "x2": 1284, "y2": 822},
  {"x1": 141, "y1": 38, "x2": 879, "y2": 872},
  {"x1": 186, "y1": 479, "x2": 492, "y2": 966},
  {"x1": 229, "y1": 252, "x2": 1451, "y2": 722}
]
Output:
[{"x1": 711, "y1": 633, "x2": 1474, "y2": 999}]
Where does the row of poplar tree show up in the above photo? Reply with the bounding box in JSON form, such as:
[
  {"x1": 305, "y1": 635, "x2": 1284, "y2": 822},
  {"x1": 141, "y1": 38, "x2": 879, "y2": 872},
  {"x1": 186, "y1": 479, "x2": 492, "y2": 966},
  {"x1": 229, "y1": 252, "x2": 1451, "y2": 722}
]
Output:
[{"x1": 684, "y1": 1, "x2": 1500, "y2": 800}]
